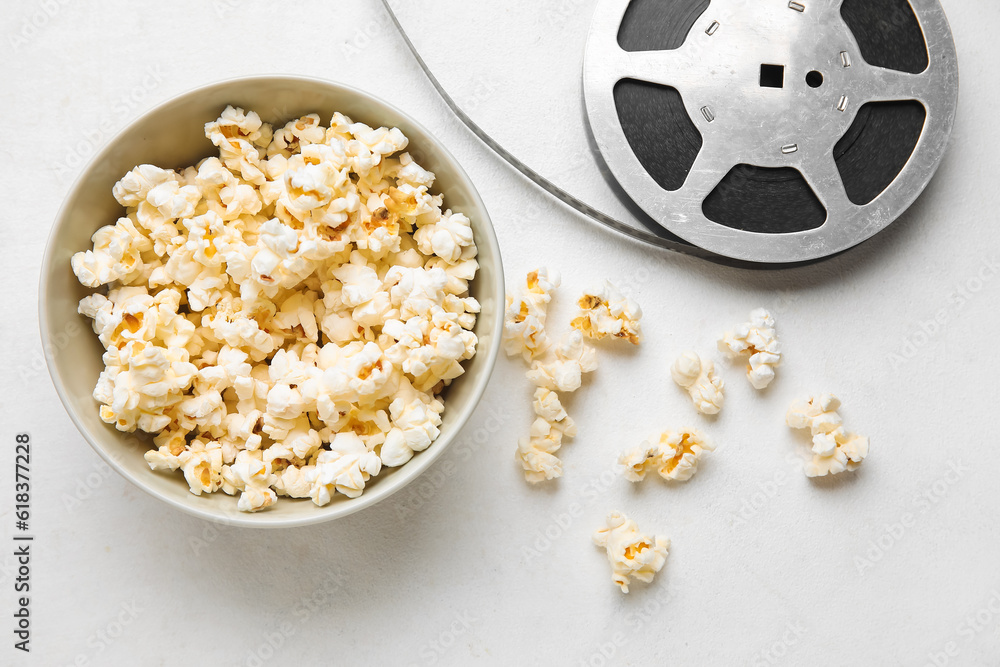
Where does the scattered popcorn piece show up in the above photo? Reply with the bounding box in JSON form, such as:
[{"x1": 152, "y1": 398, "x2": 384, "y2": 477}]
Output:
[
  {"x1": 502, "y1": 268, "x2": 560, "y2": 361},
  {"x1": 593, "y1": 512, "x2": 670, "y2": 593},
  {"x1": 515, "y1": 330, "x2": 595, "y2": 483},
  {"x1": 532, "y1": 387, "x2": 572, "y2": 429},
  {"x1": 786, "y1": 394, "x2": 869, "y2": 477},
  {"x1": 526, "y1": 330, "x2": 597, "y2": 393},
  {"x1": 718, "y1": 308, "x2": 781, "y2": 389},
  {"x1": 516, "y1": 417, "x2": 570, "y2": 483},
  {"x1": 72, "y1": 107, "x2": 480, "y2": 511},
  {"x1": 618, "y1": 444, "x2": 658, "y2": 483},
  {"x1": 515, "y1": 388, "x2": 579, "y2": 483},
  {"x1": 671, "y1": 352, "x2": 725, "y2": 415},
  {"x1": 655, "y1": 430, "x2": 714, "y2": 482},
  {"x1": 618, "y1": 430, "x2": 714, "y2": 483},
  {"x1": 571, "y1": 281, "x2": 642, "y2": 345}
]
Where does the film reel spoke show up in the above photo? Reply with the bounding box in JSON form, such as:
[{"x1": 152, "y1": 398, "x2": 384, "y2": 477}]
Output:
[
  {"x1": 619, "y1": 47, "x2": 702, "y2": 90},
  {"x1": 680, "y1": 140, "x2": 732, "y2": 203},
  {"x1": 799, "y1": 152, "x2": 853, "y2": 215},
  {"x1": 858, "y1": 64, "x2": 930, "y2": 105}
]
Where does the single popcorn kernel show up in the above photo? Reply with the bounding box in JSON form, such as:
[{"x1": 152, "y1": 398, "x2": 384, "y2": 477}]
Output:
[
  {"x1": 571, "y1": 281, "x2": 642, "y2": 345},
  {"x1": 786, "y1": 394, "x2": 869, "y2": 477},
  {"x1": 526, "y1": 330, "x2": 597, "y2": 394},
  {"x1": 593, "y1": 512, "x2": 670, "y2": 593},
  {"x1": 718, "y1": 308, "x2": 781, "y2": 389},
  {"x1": 618, "y1": 430, "x2": 713, "y2": 483},
  {"x1": 502, "y1": 268, "x2": 560, "y2": 362},
  {"x1": 71, "y1": 106, "x2": 480, "y2": 512},
  {"x1": 671, "y1": 351, "x2": 725, "y2": 415}
]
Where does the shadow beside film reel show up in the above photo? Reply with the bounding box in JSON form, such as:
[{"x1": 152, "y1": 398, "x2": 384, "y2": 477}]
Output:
[{"x1": 583, "y1": 0, "x2": 959, "y2": 263}]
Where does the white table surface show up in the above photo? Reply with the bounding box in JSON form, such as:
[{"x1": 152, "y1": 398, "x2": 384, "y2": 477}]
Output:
[{"x1": 3, "y1": 1, "x2": 1000, "y2": 665}]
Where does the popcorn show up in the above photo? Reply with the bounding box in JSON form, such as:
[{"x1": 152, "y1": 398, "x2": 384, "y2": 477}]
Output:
[
  {"x1": 593, "y1": 512, "x2": 670, "y2": 593},
  {"x1": 719, "y1": 308, "x2": 781, "y2": 389},
  {"x1": 503, "y1": 270, "x2": 604, "y2": 483},
  {"x1": 380, "y1": 383, "x2": 444, "y2": 467},
  {"x1": 113, "y1": 164, "x2": 177, "y2": 207},
  {"x1": 532, "y1": 387, "x2": 572, "y2": 427},
  {"x1": 618, "y1": 430, "x2": 714, "y2": 483},
  {"x1": 503, "y1": 268, "x2": 560, "y2": 362},
  {"x1": 515, "y1": 338, "x2": 588, "y2": 483},
  {"x1": 307, "y1": 432, "x2": 382, "y2": 504},
  {"x1": 226, "y1": 450, "x2": 277, "y2": 512},
  {"x1": 204, "y1": 105, "x2": 268, "y2": 184},
  {"x1": 71, "y1": 218, "x2": 152, "y2": 287},
  {"x1": 72, "y1": 107, "x2": 479, "y2": 510},
  {"x1": 516, "y1": 417, "x2": 574, "y2": 483},
  {"x1": 270, "y1": 465, "x2": 309, "y2": 498},
  {"x1": 671, "y1": 352, "x2": 725, "y2": 415},
  {"x1": 178, "y1": 440, "x2": 224, "y2": 496},
  {"x1": 267, "y1": 115, "x2": 325, "y2": 158},
  {"x1": 526, "y1": 330, "x2": 597, "y2": 393},
  {"x1": 413, "y1": 210, "x2": 476, "y2": 263},
  {"x1": 786, "y1": 394, "x2": 869, "y2": 477},
  {"x1": 571, "y1": 282, "x2": 642, "y2": 344},
  {"x1": 319, "y1": 341, "x2": 396, "y2": 405}
]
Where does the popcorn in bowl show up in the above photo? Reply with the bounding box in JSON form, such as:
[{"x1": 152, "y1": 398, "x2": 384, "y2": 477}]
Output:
[{"x1": 71, "y1": 105, "x2": 481, "y2": 512}]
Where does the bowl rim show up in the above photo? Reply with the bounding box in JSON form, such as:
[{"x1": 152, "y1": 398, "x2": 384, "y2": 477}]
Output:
[{"x1": 39, "y1": 74, "x2": 505, "y2": 528}]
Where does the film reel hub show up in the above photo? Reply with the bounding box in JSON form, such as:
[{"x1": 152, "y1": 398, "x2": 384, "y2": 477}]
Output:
[
  {"x1": 655, "y1": 3, "x2": 862, "y2": 167},
  {"x1": 584, "y1": 0, "x2": 959, "y2": 263}
]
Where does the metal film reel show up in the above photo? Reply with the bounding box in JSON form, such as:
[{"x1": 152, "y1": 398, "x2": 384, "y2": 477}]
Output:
[{"x1": 584, "y1": 0, "x2": 959, "y2": 263}]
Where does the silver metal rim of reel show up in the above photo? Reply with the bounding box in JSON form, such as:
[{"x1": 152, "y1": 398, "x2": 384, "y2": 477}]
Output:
[{"x1": 583, "y1": 0, "x2": 960, "y2": 264}]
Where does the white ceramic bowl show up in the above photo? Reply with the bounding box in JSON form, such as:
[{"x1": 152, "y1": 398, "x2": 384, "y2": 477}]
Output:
[{"x1": 39, "y1": 76, "x2": 504, "y2": 528}]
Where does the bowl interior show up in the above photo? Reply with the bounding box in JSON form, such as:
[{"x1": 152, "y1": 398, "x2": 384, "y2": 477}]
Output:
[{"x1": 41, "y1": 76, "x2": 503, "y2": 527}]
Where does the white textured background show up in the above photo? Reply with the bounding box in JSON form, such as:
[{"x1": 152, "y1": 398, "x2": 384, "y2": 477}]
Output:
[{"x1": 3, "y1": 1, "x2": 1000, "y2": 665}]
